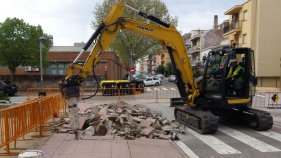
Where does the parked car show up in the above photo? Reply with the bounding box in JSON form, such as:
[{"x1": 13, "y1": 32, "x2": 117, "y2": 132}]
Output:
[
  {"x1": 156, "y1": 74, "x2": 164, "y2": 79},
  {"x1": 153, "y1": 75, "x2": 162, "y2": 81},
  {"x1": 168, "y1": 75, "x2": 176, "y2": 82},
  {"x1": 143, "y1": 77, "x2": 161, "y2": 86},
  {"x1": 0, "y1": 81, "x2": 17, "y2": 96}
]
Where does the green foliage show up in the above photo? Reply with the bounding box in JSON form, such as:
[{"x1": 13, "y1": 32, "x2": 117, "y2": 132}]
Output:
[
  {"x1": 0, "y1": 91, "x2": 9, "y2": 101},
  {"x1": 0, "y1": 17, "x2": 51, "y2": 82},
  {"x1": 156, "y1": 64, "x2": 165, "y2": 74},
  {"x1": 92, "y1": 0, "x2": 178, "y2": 64},
  {"x1": 165, "y1": 62, "x2": 174, "y2": 76}
]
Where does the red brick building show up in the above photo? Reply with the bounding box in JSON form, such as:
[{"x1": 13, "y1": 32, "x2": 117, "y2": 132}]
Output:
[{"x1": 0, "y1": 43, "x2": 129, "y2": 90}]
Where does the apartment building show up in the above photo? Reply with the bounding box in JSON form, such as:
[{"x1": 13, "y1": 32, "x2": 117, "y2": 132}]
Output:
[
  {"x1": 188, "y1": 30, "x2": 208, "y2": 66},
  {"x1": 224, "y1": 0, "x2": 281, "y2": 87}
]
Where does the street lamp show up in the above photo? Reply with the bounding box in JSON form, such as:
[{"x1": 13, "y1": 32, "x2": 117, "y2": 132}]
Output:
[{"x1": 39, "y1": 36, "x2": 46, "y2": 96}]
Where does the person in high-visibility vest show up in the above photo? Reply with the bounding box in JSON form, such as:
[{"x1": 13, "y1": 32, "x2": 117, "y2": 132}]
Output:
[{"x1": 226, "y1": 58, "x2": 245, "y2": 96}]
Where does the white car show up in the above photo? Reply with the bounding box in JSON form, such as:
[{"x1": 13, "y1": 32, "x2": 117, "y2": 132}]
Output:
[{"x1": 143, "y1": 77, "x2": 161, "y2": 86}]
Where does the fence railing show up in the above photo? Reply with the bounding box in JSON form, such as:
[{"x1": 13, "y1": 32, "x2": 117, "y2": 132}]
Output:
[
  {"x1": 0, "y1": 94, "x2": 66, "y2": 156},
  {"x1": 27, "y1": 88, "x2": 281, "y2": 108}
]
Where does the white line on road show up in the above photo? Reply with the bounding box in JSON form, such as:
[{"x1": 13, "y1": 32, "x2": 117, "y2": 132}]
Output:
[
  {"x1": 171, "y1": 88, "x2": 176, "y2": 90},
  {"x1": 256, "y1": 94, "x2": 265, "y2": 98},
  {"x1": 258, "y1": 130, "x2": 281, "y2": 143},
  {"x1": 146, "y1": 88, "x2": 152, "y2": 91},
  {"x1": 174, "y1": 140, "x2": 199, "y2": 158},
  {"x1": 219, "y1": 125, "x2": 281, "y2": 152},
  {"x1": 187, "y1": 128, "x2": 241, "y2": 154},
  {"x1": 162, "y1": 88, "x2": 168, "y2": 91}
]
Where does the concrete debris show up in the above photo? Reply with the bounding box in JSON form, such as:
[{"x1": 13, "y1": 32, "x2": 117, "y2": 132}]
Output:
[
  {"x1": 85, "y1": 126, "x2": 95, "y2": 136},
  {"x1": 51, "y1": 101, "x2": 185, "y2": 140}
]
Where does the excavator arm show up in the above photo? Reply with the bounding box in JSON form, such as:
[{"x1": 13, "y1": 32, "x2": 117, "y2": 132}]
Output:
[
  {"x1": 60, "y1": 2, "x2": 199, "y2": 106},
  {"x1": 59, "y1": 2, "x2": 201, "y2": 139}
]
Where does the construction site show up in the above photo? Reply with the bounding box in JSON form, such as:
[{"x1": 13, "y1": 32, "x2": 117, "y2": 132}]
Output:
[{"x1": 0, "y1": 0, "x2": 281, "y2": 158}]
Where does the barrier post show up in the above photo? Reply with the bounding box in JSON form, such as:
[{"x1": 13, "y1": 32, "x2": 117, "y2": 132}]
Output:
[
  {"x1": 4, "y1": 111, "x2": 10, "y2": 155},
  {"x1": 118, "y1": 88, "x2": 121, "y2": 101},
  {"x1": 155, "y1": 89, "x2": 159, "y2": 103}
]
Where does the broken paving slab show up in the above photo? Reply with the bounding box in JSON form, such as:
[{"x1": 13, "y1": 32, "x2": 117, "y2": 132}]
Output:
[{"x1": 50, "y1": 101, "x2": 185, "y2": 140}]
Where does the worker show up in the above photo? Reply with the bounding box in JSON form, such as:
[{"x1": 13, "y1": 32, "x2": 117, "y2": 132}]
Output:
[{"x1": 226, "y1": 58, "x2": 245, "y2": 96}]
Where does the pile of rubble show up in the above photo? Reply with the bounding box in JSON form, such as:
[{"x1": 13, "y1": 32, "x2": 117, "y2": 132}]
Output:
[{"x1": 51, "y1": 101, "x2": 185, "y2": 140}]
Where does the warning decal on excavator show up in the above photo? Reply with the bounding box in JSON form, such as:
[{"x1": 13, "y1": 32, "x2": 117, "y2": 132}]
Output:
[{"x1": 271, "y1": 94, "x2": 279, "y2": 103}]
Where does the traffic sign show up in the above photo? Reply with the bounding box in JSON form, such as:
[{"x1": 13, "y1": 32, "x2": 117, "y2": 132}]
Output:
[{"x1": 130, "y1": 67, "x2": 135, "y2": 73}]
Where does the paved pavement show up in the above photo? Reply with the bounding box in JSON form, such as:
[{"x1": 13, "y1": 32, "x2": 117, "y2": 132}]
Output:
[{"x1": 40, "y1": 134, "x2": 184, "y2": 158}]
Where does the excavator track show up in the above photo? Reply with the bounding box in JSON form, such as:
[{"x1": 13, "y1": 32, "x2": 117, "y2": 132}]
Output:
[
  {"x1": 217, "y1": 108, "x2": 273, "y2": 131},
  {"x1": 175, "y1": 106, "x2": 218, "y2": 134}
]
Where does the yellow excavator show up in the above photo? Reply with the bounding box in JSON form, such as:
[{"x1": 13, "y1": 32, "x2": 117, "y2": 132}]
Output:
[{"x1": 59, "y1": 2, "x2": 273, "y2": 138}]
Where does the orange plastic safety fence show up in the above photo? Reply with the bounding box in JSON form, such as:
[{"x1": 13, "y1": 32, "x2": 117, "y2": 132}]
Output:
[{"x1": 0, "y1": 94, "x2": 66, "y2": 156}]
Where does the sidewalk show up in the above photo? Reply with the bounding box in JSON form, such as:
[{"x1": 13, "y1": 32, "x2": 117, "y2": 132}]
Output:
[{"x1": 40, "y1": 134, "x2": 185, "y2": 158}]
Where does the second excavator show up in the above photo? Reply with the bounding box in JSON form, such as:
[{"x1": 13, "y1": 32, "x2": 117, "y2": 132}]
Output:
[{"x1": 59, "y1": 2, "x2": 273, "y2": 137}]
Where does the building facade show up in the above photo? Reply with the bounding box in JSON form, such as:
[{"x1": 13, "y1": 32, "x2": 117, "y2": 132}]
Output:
[
  {"x1": 224, "y1": 0, "x2": 281, "y2": 87},
  {"x1": 0, "y1": 43, "x2": 128, "y2": 90}
]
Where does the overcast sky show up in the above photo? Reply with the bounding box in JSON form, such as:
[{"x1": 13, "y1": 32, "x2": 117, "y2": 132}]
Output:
[{"x1": 0, "y1": 0, "x2": 246, "y2": 46}]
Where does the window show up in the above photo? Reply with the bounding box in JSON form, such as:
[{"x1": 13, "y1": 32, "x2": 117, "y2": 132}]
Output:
[
  {"x1": 50, "y1": 64, "x2": 57, "y2": 68},
  {"x1": 59, "y1": 70, "x2": 64, "y2": 75},
  {"x1": 51, "y1": 70, "x2": 57, "y2": 75},
  {"x1": 58, "y1": 63, "x2": 64, "y2": 68},
  {"x1": 243, "y1": 10, "x2": 248, "y2": 21},
  {"x1": 243, "y1": 34, "x2": 247, "y2": 44}
]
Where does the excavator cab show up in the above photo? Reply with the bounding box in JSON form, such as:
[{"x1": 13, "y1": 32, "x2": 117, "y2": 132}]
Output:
[{"x1": 202, "y1": 47, "x2": 257, "y2": 109}]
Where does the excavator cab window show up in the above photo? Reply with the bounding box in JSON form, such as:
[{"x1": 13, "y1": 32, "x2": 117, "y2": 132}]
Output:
[
  {"x1": 225, "y1": 49, "x2": 254, "y2": 99},
  {"x1": 203, "y1": 52, "x2": 227, "y2": 99}
]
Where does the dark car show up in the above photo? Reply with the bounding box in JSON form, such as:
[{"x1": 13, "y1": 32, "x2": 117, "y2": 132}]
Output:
[{"x1": 0, "y1": 81, "x2": 17, "y2": 96}]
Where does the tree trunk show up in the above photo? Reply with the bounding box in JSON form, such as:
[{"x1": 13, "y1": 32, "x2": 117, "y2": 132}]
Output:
[{"x1": 9, "y1": 67, "x2": 16, "y2": 83}]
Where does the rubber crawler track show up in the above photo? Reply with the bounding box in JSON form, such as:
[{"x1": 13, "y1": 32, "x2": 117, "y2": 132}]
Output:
[{"x1": 175, "y1": 106, "x2": 218, "y2": 134}]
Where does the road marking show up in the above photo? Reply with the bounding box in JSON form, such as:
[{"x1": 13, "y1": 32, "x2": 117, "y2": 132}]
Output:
[
  {"x1": 219, "y1": 125, "x2": 280, "y2": 152},
  {"x1": 171, "y1": 88, "x2": 176, "y2": 90},
  {"x1": 146, "y1": 88, "x2": 152, "y2": 91},
  {"x1": 258, "y1": 130, "x2": 281, "y2": 143},
  {"x1": 187, "y1": 128, "x2": 241, "y2": 154},
  {"x1": 162, "y1": 88, "x2": 168, "y2": 91},
  {"x1": 174, "y1": 140, "x2": 199, "y2": 158},
  {"x1": 154, "y1": 88, "x2": 160, "y2": 91},
  {"x1": 256, "y1": 94, "x2": 265, "y2": 98}
]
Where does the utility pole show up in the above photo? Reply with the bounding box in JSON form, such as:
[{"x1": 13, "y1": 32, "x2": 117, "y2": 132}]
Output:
[{"x1": 39, "y1": 36, "x2": 46, "y2": 96}]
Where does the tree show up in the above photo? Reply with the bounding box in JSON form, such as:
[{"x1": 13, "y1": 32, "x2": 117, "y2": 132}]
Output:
[
  {"x1": 92, "y1": 0, "x2": 177, "y2": 66},
  {"x1": 165, "y1": 62, "x2": 174, "y2": 76},
  {"x1": 0, "y1": 18, "x2": 50, "y2": 82},
  {"x1": 156, "y1": 65, "x2": 164, "y2": 75}
]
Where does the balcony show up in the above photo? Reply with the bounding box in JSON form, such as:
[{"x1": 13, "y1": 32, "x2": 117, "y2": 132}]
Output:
[
  {"x1": 189, "y1": 46, "x2": 200, "y2": 54},
  {"x1": 223, "y1": 21, "x2": 242, "y2": 36},
  {"x1": 225, "y1": 5, "x2": 242, "y2": 15}
]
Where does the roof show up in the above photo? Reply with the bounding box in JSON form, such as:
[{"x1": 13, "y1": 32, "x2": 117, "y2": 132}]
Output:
[{"x1": 49, "y1": 46, "x2": 93, "y2": 52}]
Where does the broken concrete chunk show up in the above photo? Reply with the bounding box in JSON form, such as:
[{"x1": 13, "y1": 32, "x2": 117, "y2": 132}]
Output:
[
  {"x1": 107, "y1": 115, "x2": 118, "y2": 122},
  {"x1": 141, "y1": 127, "x2": 154, "y2": 137},
  {"x1": 162, "y1": 120, "x2": 170, "y2": 126},
  {"x1": 85, "y1": 126, "x2": 95, "y2": 136},
  {"x1": 159, "y1": 134, "x2": 170, "y2": 140},
  {"x1": 140, "y1": 120, "x2": 152, "y2": 128},
  {"x1": 153, "y1": 120, "x2": 161, "y2": 130},
  {"x1": 95, "y1": 123, "x2": 107, "y2": 136},
  {"x1": 161, "y1": 125, "x2": 173, "y2": 132},
  {"x1": 133, "y1": 117, "x2": 143, "y2": 123}
]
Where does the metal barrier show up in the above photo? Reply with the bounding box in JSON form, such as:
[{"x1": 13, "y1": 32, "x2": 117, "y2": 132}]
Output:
[
  {"x1": 80, "y1": 87, "x2": 180, "y2": 103},
  {"x1": 27, "y1": 88, "x2": 281, "y2": 108},
  {"x1": 27, "y1": 88, "x2": 61, "y2": 100},
  {"x1": 0, "y1": 94, "x2": 66, "y2": 156}
]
